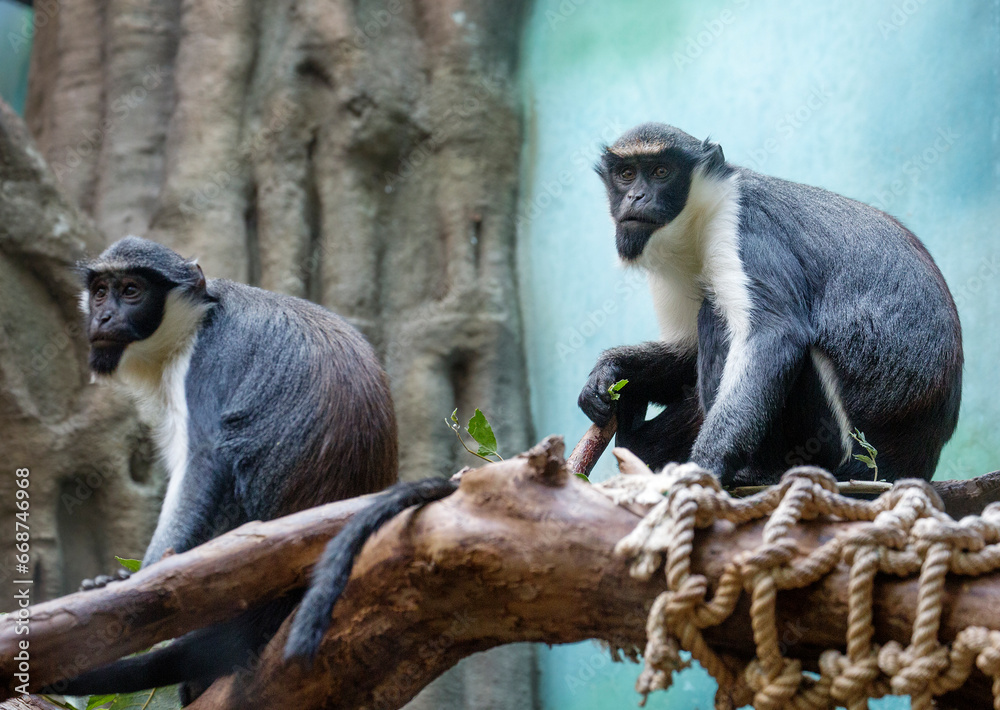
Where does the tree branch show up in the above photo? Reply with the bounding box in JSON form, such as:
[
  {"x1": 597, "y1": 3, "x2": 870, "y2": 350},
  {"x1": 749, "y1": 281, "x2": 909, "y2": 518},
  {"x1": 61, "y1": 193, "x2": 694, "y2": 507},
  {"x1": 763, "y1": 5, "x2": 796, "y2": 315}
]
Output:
[
  {"x1": 0, "y1": 495, "x2": 375, "y2": 697},
  {"x1": 4, "y1": 437, "x2": 1000, "y2": 708}
]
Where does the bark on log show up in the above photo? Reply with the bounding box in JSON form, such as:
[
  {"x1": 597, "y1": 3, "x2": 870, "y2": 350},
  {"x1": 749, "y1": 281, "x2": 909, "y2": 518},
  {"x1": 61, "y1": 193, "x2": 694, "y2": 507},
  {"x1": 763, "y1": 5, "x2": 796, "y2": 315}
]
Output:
[
  {"x1": 934, "y1": 470, "x2": 1000, "y2": 518},
  {"x1": 0, "y1": 697, "x2": 64, "y2": 710},
  {"x1": 0, "y1": 495, "x2": 375, "y2": 696},
  {"x1": 3, "y1": 437, "x2": 999, "y2": 708}
]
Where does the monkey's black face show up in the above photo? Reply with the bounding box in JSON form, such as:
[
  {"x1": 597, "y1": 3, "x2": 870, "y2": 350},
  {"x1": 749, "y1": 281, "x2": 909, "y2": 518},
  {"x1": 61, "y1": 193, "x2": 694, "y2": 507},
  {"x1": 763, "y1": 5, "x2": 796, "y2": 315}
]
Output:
[
  {"x1": 85, "y1": 270, "x2": 172, "y2": 374},
  {"x1": 598, "y1": 149, "x2": 699, "y2": 262}
]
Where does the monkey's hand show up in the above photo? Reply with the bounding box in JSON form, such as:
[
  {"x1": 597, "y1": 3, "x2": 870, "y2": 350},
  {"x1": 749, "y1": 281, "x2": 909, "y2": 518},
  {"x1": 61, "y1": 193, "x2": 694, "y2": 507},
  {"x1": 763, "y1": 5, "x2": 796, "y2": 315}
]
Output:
[
  {"x1": 79, "y1": 568, "x2": 132, "y2": 592},
  {"x1": 578, "y1": 348, "x2": 633, "y2": 426}
]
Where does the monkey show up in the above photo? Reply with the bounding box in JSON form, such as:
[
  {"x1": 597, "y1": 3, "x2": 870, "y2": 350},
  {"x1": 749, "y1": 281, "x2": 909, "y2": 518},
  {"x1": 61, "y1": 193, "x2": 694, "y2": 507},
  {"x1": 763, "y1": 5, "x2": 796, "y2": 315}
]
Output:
[
  {"x1": 578, "y1": 122, "x2": 963, "y2": 487},
  {"x1": 47, "y1": 236, "x2": 398, "y2": 703},
  {"x1": 281, "y1": 124, "x2": 964, "y2": 665}
]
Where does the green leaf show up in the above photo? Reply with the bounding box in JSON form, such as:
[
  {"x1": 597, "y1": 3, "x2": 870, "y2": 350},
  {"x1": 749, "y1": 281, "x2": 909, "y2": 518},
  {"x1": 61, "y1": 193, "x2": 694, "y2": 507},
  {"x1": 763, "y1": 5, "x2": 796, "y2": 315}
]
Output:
[
  {"x1": 574, "y1": 473, "x2": 591, "y2": 483},
  {"x1": 853, "y1": 454, "x2": 876, "y2": 469},
  {"x1": 115, "y1": 556, "x2": 141, "y2": 573},
  {"x1": 466, "y1": 409, "x2": 499, "y2": 457},
  {"x1": 851, "y1": 428, "x2": 877, "y2": 457},
  {"x1": 450, "y1": 408, "x2": 459, "y2": 424},
  {"x1": 607, "y1": 378, "x2": 629, "y2": 401},
  {"x1": 86, "y1": 695, "x2": 117, "y2": 710},
  {"x1": 105, "y1": 686, "x2": 182, "y2": 710}
]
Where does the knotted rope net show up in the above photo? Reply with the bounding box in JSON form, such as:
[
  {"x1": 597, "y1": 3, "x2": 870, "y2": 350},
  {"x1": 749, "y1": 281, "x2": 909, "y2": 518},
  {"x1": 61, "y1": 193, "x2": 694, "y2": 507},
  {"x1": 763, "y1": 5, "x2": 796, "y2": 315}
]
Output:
[{"x1": 595, "y1": 450, "x2": 1000, "y2": 710}]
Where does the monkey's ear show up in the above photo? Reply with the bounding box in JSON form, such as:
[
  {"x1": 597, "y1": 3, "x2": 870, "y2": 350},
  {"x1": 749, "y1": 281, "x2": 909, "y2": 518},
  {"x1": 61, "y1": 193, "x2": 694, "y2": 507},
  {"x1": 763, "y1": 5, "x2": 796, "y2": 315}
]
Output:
[
  {"x1": 594, "y1": 148, "x2": 614, "y2": 183},
  {"x1": 701, "y1": 137, "x2": 726, "y2": 175},
  {"x1": 74, "y1": 262, "x2": 95, "y2": 285},
  {"x1": 192, "y1": 263, "x2": 206, "y2": 292}
]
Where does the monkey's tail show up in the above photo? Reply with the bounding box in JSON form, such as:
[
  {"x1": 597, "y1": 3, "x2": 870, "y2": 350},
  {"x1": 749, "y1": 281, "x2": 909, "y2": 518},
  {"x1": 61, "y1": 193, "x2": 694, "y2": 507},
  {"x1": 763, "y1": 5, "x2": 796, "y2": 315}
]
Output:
[
  {"x1": 43, "y1": 643, "x2": 192, "y2": 697},
  {"x1": 283, "y1": 477, "x2": 459, "y2": 663}
]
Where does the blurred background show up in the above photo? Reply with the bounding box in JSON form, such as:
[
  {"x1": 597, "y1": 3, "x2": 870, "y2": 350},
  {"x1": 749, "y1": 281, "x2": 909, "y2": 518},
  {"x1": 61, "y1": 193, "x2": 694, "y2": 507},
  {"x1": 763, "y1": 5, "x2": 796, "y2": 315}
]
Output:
[{"x1": 1, "y1": 1, "x2": 997, "y2": 708}]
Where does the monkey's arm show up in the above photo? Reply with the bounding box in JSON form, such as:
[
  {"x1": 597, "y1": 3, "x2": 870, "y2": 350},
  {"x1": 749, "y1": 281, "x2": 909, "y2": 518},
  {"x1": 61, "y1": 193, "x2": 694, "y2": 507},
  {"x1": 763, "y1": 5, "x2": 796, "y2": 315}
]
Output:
[
  {"x1": 691, "y1": 326, "x2": 809, "y2": 485},
  {"x1": 691, "y1": 250, "x2": 815, "y2": 485},
  {"x1": 689, "y1": 234, "x2": 816, "y2": 484},
  {"x1": 142, "y1": 443, "x2": 237, "y2": 567},
  {"x1": 578, "y1": 342, "x2": 697, "y2": 426}
]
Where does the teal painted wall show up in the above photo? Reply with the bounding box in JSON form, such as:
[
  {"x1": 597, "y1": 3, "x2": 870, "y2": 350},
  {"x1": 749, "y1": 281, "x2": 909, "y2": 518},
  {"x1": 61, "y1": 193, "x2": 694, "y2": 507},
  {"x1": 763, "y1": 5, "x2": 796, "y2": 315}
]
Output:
[
  {"x1": 517, "y1": 1, "x2": 1000, "y2": 707},
  {"x1": 0, "y1": 0, "x2": 32, "y2": 115}
]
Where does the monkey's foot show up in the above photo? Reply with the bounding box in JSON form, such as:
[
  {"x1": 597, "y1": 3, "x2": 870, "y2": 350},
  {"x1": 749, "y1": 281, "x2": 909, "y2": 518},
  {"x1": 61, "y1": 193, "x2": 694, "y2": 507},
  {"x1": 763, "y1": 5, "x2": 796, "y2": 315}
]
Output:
[{"x1": 79, "y1": 568, "x2": 132, "y2": 591}]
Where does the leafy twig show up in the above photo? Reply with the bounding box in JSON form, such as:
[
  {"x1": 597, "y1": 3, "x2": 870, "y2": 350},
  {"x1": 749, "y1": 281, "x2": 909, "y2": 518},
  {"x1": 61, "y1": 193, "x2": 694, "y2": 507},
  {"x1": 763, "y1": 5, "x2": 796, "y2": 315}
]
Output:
[
  {"x1": 447, "y1": 409, "x2": 503, "y2": 463},
  {"x1": 607, "y1": 379, "x2": 628, "y2": 401},
  {"x1": 115, "y1": 556, "x2": 141, "y2": 573},
  {"x1": 850, "y1": 428, "x2": 879, "y2": 482}
]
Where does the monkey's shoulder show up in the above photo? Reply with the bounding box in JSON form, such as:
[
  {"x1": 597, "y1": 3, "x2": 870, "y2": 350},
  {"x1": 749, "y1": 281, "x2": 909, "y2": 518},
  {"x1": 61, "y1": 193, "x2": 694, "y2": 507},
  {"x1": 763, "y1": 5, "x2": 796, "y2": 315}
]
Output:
[
  {"x1": 200, "y1": 279, "x2": 372, "y2": 350},
  {"x1": 735, "y1": 169, "x2": 896, "y2": 225},
  {"x1": 734, "y1": 169, "x2": 939, "y2": 271},
  {"x1": 181, "y1": 280, "x2": 384, "y2": 405}
]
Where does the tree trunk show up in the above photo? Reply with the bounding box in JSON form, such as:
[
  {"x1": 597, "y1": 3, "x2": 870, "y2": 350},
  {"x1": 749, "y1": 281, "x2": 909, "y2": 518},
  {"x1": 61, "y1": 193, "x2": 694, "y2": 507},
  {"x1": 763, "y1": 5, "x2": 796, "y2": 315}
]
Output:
[{"x1": 5, "y1": 0, "x2": 535, "y2": 706}]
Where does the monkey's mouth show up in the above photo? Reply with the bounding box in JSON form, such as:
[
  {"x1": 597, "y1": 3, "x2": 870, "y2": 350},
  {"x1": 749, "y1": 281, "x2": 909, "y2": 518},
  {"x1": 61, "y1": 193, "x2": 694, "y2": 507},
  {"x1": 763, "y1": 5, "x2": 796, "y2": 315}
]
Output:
[
  {"x1": 619, "y1": 213, "x2": 663, "y2": 228},
  {"x1": 90, "y1": 338, "x2": 128, "y2": 348},
  {"x1": 620, "y1": 218, "x2": 660, "y2": 227}
]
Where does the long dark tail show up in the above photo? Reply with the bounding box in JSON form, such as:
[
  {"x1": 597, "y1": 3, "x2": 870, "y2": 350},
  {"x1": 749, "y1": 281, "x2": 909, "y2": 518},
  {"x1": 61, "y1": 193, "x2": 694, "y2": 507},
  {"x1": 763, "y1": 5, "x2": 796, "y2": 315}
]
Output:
[
  {"x1": 283, "y1": 477, "x2": 458, "y2": 662},
  {"x1": 44, "y1": 595, "x2": 299, "y2": 699},
  {"x1": 44, "y1": 639, "x2": 198, "y2": 697}
]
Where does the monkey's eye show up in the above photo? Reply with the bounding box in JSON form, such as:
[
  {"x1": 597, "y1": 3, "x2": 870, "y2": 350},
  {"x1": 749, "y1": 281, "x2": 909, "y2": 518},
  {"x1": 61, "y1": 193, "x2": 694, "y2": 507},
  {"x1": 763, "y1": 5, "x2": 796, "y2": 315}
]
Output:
[
  {"x1": 652, "y1": 165, "x2": 669, "y2": 179},
  {"x1": 618, "y1": 167, "x2": 636, "y2": 181},
  {"x1": 93, "y1": 286, "x2": 108, "y2": 302},
  {"x1": 122, "y1": 283, "x2": 143, "y2": 300}
]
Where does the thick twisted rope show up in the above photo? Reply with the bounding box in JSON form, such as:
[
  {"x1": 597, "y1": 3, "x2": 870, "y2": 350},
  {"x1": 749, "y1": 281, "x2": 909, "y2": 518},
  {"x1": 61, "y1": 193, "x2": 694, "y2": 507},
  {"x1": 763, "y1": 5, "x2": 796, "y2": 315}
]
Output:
[{"x1": 596, "y1": 450, "x2": 1000, "y2": 710}]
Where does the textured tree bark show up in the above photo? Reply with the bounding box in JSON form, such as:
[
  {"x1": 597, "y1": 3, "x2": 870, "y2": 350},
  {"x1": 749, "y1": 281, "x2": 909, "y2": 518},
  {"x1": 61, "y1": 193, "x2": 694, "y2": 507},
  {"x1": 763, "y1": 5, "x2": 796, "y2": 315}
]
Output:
[
  {"x1": 933, "y1": 470, "x2": 1000, "y2": 518},
  {"x1": 0, "y1": 697, "x2": 64, "y2": 710},
  {"x1": 9, "y1": 0, "x2": 534, "y2": 705},
  {"x1": 2, "y1": 438, "x2": 998, "y2": 708},
  {"x1": 0, "y1": 493, "x2": 374, "y2": 695}
]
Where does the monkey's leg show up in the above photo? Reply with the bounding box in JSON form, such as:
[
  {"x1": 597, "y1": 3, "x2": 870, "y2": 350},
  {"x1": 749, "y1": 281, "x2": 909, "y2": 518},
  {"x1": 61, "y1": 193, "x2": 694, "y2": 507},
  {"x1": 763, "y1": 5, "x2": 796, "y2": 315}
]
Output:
[{"x1": 615, "y1": 394, "x2": 702, "y2": 471}]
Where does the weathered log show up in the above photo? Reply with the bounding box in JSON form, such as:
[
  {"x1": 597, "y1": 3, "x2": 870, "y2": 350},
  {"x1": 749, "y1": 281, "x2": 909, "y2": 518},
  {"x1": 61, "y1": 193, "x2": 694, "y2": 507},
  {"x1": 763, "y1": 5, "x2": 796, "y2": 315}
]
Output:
[
  {"x1": 3, "y1": 437, "x2": 1000, "y2": 709},
  {"x1": 0, "y1": 696, "x2": 64, "y2": 710},
  {"x1": 0, "y1": 494, "x2": 374, "y2": 697},
  {"x1": 934, "y1": 470, "x2": 1000, "y2": 518}
]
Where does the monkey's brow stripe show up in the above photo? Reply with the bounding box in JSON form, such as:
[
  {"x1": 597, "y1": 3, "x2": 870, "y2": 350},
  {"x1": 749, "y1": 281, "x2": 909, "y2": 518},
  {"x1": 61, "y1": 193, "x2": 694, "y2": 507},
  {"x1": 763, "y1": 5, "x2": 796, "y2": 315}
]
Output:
[{"x1": 607, "y1": 140, "x2": 673, "y2": 158}]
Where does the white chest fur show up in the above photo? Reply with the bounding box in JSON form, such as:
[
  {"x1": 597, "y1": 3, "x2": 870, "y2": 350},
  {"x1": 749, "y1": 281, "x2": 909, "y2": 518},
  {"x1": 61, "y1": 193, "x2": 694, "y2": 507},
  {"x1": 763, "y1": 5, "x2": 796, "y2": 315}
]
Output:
[
  {"x1": 639, "y1": 168, "x2": 751, "y2": 366},
  {"x1": 100, "y1": 291, "x2": 209, "y2": 561}
]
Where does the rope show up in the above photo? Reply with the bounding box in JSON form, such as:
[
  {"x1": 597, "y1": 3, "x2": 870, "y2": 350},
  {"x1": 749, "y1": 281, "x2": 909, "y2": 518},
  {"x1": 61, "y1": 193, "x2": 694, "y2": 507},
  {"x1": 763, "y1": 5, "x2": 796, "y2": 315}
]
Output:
[{"x1": 596, "y1": 450, "x2": 1000, "y2": 710}]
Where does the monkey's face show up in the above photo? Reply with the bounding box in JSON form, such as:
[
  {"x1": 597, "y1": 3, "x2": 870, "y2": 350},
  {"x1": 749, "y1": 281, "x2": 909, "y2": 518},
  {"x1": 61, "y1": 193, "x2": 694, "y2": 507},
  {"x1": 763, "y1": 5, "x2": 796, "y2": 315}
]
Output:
[
  {"x1": 84, "y1": 270, "x2": 171, "y2": 375},
  {"x1": 598, "y1": 150, "x2": 696, "y2": 262}
]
